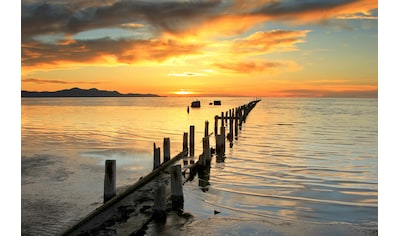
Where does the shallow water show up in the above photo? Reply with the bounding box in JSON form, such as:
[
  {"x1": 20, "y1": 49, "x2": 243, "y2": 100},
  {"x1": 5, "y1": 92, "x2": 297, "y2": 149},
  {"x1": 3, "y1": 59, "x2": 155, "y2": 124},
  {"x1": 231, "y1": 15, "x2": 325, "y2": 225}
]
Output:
[{"x1": 21, "y1": 97, "x2": 377, "y2": 235}]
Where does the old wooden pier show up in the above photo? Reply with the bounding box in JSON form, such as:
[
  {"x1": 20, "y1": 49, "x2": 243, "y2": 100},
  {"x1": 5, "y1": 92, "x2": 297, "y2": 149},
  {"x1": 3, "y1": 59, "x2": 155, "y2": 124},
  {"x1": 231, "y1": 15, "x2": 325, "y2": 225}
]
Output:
[{"x1": 61, "y1": 99, "x2": 261, "y2": 235}]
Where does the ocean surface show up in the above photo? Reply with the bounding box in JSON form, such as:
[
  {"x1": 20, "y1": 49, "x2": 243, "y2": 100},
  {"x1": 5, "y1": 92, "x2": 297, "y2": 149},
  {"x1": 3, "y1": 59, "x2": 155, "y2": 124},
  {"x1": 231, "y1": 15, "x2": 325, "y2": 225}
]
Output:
[{"x1": 21, "y1": 97, "x2": 377, "y2": 235}]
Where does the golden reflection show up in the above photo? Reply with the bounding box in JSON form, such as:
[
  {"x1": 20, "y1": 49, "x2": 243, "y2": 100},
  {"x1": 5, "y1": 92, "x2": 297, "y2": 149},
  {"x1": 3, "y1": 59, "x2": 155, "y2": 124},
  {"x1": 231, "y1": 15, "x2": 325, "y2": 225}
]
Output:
[{"x1": 22, "y1": 97, "x2": 378, "y2": 226}]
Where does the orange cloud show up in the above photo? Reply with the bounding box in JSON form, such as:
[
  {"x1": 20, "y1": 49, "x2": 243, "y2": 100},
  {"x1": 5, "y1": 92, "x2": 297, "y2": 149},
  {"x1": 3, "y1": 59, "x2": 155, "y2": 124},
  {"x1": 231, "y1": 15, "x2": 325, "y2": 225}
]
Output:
[
  {"x1": 22, "y1": 38, "x2": 204, "y2": 71},
  {"x1": 232, "y1": 30, "x2": 310, "y2": 54},
  {"x1": 21, "y1": 0, "x2": 377, "y2": 73},
  {"x1": 22, "y1": 78, "x2": 102, "y2": 85},
  {"x1": 213, "y1": 60, "x2": 300, "y2": 74},
  {"x1": 21, "y1": 0, "x2": 377, "y2": 98},
  {"x1": 252, "y1": 0, "x2": 377, "y2": 23}
]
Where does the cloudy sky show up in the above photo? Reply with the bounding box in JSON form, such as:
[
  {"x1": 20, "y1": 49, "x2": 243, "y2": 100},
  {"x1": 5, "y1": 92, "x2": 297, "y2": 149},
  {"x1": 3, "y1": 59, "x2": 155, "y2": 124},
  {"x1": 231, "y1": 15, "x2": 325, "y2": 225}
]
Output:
[{"x1": 21, "y1": 0, "x2": 378, "y2": 97}]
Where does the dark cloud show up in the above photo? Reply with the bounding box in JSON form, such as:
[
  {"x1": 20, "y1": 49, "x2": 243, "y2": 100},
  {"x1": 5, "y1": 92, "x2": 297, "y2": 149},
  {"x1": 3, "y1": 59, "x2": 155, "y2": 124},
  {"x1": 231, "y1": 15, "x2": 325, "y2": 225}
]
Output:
[
  {"x1": 253, "y1": 0, "x2": 359, "y2": 17},
  {"x1": 21, "y1": 0, "x2": 222, "y2": 67},
  {"x1": 21, "y1": 0, "x2": 375, "y2": 41},
  {"x1": 22, "y1": 37, "x2": 204, "y2": 67},
  {"x1": 21, "y1": 3, "x2": 73, "y2": 40},
  {"x1": 21, "y1": 0, "x2": 377, "y2": 69},
  {"x1": 22, "y1": 0, "x2": 224, "y2": 41}
]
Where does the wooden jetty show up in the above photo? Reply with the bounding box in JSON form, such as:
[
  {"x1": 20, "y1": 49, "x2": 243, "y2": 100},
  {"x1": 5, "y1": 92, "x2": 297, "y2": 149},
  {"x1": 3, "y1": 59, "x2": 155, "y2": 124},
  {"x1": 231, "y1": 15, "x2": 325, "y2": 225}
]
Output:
[{"x1": 60, "y1": 99, "x2": 261, "y2": 235}]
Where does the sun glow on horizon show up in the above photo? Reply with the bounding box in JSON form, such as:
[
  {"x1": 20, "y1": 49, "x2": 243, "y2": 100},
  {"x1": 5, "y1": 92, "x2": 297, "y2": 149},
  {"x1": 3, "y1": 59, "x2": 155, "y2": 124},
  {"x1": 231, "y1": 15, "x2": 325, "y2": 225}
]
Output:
[{"x1": 172, "y1": 90, "x2": 196, "y2": 96}]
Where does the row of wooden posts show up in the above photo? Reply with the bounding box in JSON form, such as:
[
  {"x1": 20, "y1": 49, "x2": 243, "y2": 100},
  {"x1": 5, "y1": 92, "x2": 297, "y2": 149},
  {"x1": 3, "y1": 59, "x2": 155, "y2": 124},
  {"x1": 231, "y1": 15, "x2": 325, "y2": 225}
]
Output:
[
  {"x1": 214, "y1": 99, "x2": 261, "y2": 152},
  {"x1": 103, "y1": 99, "x2": 261, "y2": 219}
]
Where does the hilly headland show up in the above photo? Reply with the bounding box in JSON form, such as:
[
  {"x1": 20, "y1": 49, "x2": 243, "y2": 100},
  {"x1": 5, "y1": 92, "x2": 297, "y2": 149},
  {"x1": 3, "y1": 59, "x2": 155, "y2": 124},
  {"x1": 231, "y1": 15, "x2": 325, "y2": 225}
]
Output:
[{"x1": 21, "y1": 87, "x2": 160, "y2": 97}]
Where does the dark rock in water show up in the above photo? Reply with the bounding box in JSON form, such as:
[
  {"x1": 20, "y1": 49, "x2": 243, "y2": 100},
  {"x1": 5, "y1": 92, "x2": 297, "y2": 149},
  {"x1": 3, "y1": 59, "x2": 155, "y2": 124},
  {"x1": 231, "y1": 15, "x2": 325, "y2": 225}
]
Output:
[
  {"x1": 191, "y1": 100, "x2": 201, "y2": 108},
  {"x1": 214, "y1": 210, "x2": 220, "y2": 215}
]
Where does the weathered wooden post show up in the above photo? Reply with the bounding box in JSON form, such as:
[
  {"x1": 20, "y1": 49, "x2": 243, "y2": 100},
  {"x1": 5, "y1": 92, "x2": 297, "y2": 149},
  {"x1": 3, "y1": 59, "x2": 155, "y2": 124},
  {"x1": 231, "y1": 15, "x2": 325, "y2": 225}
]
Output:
[
  {"x1": 221, "y1": 126, "x2": 226, "y2": 153},
  {"x1": 214, "y1": 115, "x2": 219, "y2": 136},
  {"x1": 183, "y1": 132, "x2": 188, "y2": 156},
  {"x1": 216, "y1": 126, "x2": 226, "y2": 156},
  {"x1": 199, "y1": 150, "x2": 206, "y2": 167},
  {"x1": 242, "y1": 105, "x2": 246, "y2": 123},
  {"x1": 183, "y1": 132, "x2": 188, "y2": 165},
  {"x1": 189, "y1": 125, "x2": 195, "y2": 157},
  {"x1": 235, "y1": 107, "x2": 239, "y2": 138},
  {"x1": 153, "y1": 143, "x2": 160, "y2": 170},
  {"x1": 153, "y1": 184, "x2": 167, "y2": 222},
  {"x1": 221, "y1": 112, "x2": 224, "y2": 127},
  {"x1": 200, "y1": 136, "x2": 210, "y2": 167},
  {"x1": 163, "y1": 137, "x2": 170, "y2": 162},
  {"x1": 104, "y1": 160, "x2": 116, "y2": 203},
  {"x1": 170, "y1": 164, "x2": 184, "y2": 211},
  {"x1": 204, "y1": 120, "x2": 209, "y2": 137},
  {"x1": 215, "y1": 134, "x2": 222, "y2": 156},
  {"x1": 204, "y1": 136, "x2": 211, "y2": 163},
  {"x1": 229, "y1": 109, "x2": 233, "y2": 142},
  {"x1": 239, "y1": 106, "x2": 243, "y2": 128}
]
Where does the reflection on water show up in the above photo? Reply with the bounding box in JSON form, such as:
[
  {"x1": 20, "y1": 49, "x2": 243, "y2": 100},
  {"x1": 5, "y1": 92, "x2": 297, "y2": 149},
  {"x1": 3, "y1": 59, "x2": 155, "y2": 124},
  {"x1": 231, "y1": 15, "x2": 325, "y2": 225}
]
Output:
[
  {"x1": 21, "y1": 97, "x2": 377, "y2": 235},
  {"x1": 181, "y1": 98, "x2": 377, "y2": 227}
]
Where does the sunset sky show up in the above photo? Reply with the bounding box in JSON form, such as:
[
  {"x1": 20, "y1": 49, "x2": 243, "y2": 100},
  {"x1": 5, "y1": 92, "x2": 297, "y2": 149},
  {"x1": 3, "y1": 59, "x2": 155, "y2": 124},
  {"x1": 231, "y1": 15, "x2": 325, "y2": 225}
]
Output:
[{"x1": 21, "y1": 0, "x2": 378, "y2": 97}]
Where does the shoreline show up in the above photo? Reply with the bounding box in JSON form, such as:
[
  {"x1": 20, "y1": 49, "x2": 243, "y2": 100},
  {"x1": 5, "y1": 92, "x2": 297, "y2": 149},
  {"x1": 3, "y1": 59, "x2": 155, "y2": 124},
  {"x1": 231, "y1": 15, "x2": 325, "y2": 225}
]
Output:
[{"x1": 60, "y1": 151, "x2": 187, "y2": 235}]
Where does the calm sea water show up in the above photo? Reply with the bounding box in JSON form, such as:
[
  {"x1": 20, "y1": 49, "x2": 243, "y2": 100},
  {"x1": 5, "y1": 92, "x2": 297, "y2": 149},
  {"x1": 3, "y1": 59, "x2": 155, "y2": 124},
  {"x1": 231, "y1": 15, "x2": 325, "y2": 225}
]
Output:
[{"x1": 21, "y1": 97, "x2": 377, "y2": 235}]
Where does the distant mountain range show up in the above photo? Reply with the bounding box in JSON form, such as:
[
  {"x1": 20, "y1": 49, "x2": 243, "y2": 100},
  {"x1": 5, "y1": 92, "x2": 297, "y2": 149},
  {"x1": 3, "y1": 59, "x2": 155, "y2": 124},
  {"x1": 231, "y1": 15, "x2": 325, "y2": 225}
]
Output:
[{"x1": 21, "y1": 87, "x2": 160, "y2": 97}]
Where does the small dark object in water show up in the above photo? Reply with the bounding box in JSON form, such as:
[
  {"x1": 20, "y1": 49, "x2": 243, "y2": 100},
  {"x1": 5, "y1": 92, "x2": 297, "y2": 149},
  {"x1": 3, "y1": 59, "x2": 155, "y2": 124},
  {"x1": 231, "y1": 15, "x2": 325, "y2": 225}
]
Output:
[
  {"x1": 213, "y1": 100, "x2": 221, "y2": 105},
  {"x1": 214, "y1": 210, "x2": 220, "y2": 215},
  {"x1": 191, "y1": 100, "x2": 201, "y2": 108}
]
